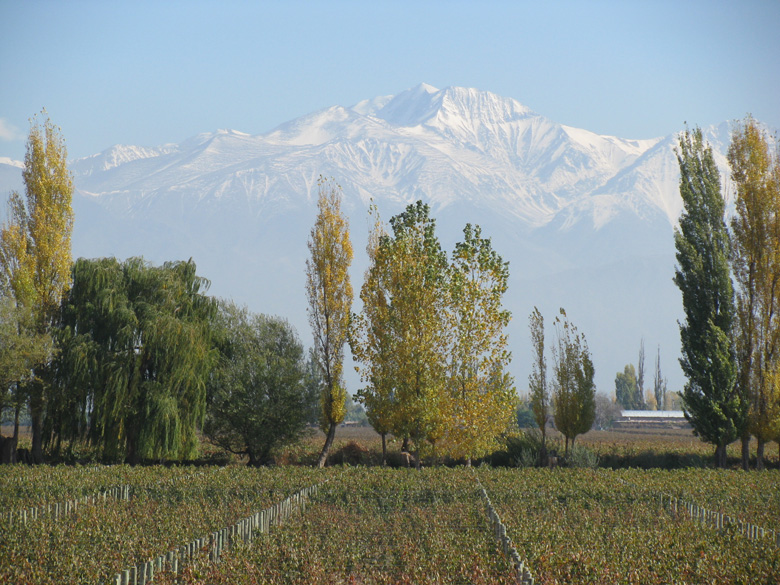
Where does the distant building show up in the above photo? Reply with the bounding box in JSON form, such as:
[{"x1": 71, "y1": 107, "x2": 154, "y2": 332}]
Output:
[{"x1": 613, "y1": 410, "x2": 690, "y2": 430}]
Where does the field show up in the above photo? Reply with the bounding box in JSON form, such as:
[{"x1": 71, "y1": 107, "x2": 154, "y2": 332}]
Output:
[{"x1": 2, "y1": 444, "x2": 780, "y2": 585}]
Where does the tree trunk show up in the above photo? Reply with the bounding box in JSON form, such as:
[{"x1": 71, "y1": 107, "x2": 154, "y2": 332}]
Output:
[
  {"x1": 317, "y1": 422, "x2": 337, "y2": 468},
  {"x1": 381, "y1": 432, "x2": 387, "y2": 467},
  {"x1": 714, "y1": 443, "x2": 728, "y2": 469},
  {"x1": 756, "y1": 439, "x2": 765, "y2": 470},
  {"x1": 401, "y1": 437, "x2": 409, "y2": 453},
  {"x1": 741, "y1": 435, "x2": 751, "y2": 470},
  {"x1": 30, "y1": 404, "x2": 44, "y2": 464},
  {"x1": 12, "y1": 404, "x2": 21, "y2": 463}
]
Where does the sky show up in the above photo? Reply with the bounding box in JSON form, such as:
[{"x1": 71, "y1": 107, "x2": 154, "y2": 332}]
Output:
[{"x1": 1, "y1": 0, "x2": 778, "y2": 162}]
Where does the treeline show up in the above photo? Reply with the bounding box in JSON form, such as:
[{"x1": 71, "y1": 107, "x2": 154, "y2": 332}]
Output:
[
  {"x1": 614, "y1": 340, "x2": 670, "y2": 411},
  {"x1": 0, "y1": 114, "x2": 521, "y2": 467},
  {"x1": 0, "y1": 113, "x2": 323, "y2": 465},
  {"x1": 674, "y1": 117, "x2": 780, "y2": 469}
]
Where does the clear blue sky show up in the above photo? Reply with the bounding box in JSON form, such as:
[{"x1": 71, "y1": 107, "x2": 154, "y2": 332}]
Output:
[{"x1": 1, "y1": 0, "x2": 778, "y2": 161}]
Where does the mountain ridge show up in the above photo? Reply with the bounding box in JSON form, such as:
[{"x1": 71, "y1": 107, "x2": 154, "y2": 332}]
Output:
[{"x1": 0, "y1": 84, "x2": 751, "y2": 394}]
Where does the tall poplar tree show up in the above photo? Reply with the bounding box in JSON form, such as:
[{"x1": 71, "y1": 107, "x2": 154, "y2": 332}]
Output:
[
  {"x1": 447, "y1": 224, "x2": 515, "y2": 464},
  {"x1": 306, "y1": 177, "x2": 354, "y2": 468},
  {"x1": 0, "y1": 111, "x2": 73, "y2": 462},
  {"x1": 383, "y1": 201, "x2": 449, "y2": 466},
  {"x1": 551, "y1": 309, "x2": 595, "y2": 456},
  {"x1": 352, "y1": 201, "x2": 449, "y2": 468},
  {"x1": 653, "y1": 345, "x2": 667, "y2": 411},
  {"x1": 674, "y1": 127, "x2": 743, "y2": 467},
  {"x1": 528, "y1": 307, "x2": 549, "y2": 461},
  {"x1": 350, "y1": 207, "x2": 395, "y2": 465},
  {"x1": 729, "y1": 116, "x2": 780, "y2": 469},
  {"x1": 637, "y1": 338, "x2": 646, "y2": 409}
]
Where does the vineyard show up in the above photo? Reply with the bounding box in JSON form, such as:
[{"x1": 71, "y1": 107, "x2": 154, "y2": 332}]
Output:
[{"x1": 2, "y1": 466, "x2": 779, "y2": 584}]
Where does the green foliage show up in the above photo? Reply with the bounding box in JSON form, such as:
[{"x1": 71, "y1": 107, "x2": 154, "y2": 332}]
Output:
[
  {"x1": 352, "y1": 202, "x2": 516, "y2": 464},
  {"x1": 52, "y1": 257, "x2": 216, "y2": 462},
  {"x1": 205, "y1": 302, "x2": 312, "y2": 466},
  {"x1": 0, "y1": 110, "x2": 74, "y2": 461},
  {"x1": 614, "y1": 363, "x2": 640, "y2": 409},
  {"x1": 674, "y1": 127, "x2": 743, "y2": 466},
  {"x1": 515, "y1": 398, "x2": 537, "y2": 429},
  {"x1": 305, "y1": 177, "x2": 353, "y2": 466},
  {"x1": 528, "y1": 307, "x2": 548, "y2": 443},
  {"x1": 551, "y1": 309, "x2": 596, "y2": 456},
  {"x1": 0, "y1": 298, "x2": 52, "y2": 414},
  {"x1": 729, "y1": 116, "x2": 780, "y2": 468}
]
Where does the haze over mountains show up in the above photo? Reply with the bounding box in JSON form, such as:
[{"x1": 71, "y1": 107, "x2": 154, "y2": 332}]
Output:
[{"x1": 0, "y1": 84, "x2": 741, "y2": 395}]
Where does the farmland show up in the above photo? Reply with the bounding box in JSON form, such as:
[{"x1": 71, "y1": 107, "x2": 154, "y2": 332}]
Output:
[{"x1": 2, "y1": 458, "x2": 780, "y2": 584}]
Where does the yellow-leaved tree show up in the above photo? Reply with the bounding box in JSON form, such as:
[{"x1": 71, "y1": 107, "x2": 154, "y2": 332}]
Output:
[
  {"x1": 305, "y1": 177, "x2": 353, "y2": 468},
  {"x1": 0, "y1": 110, "x2": 73, "y2": 462},
  {"x1": 447, "y1": 223, "x2": 515, "y2": 464},
  {"x1": 351, "y1": 201, "x2": 450, "y2": 468},
  {"x1": 729, "y1": 115, "x2": 780, "y2": 469},
  {"x1": 349, "y1": 205, "x2": 396, "y2": 465}
]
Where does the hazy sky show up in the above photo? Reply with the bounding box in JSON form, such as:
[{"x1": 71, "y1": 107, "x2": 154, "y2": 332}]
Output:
[{"x1": 1, "y1": 0, "x2": 778, "y2": 161}]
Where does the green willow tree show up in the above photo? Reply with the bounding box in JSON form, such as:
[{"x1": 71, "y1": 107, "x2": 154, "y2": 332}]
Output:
[
  {"x1": 52, "y1": 257, "x2": 216, "y2": 462},
  {"x1": 674, "y1": 127, "x2": 744, "y2": 468},
  {"x1": 305, "y1": 177, "x2": 353, "y2": 468},
  {"x1": 729, "y1": 115, "x2": 780, "y2": 470},
  {"x1": 0, "y1": 111, "x2": 74, "y2": 462}
]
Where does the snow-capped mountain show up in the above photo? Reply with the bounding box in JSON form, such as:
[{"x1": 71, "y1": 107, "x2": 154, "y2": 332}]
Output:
[{"x1": 0, "y1": 84, "x2": 743, "y2": 394}]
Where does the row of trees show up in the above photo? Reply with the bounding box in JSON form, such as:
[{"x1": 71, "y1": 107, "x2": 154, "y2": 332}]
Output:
[
  {"x1": 675, "y1": 118, "x2": 780, "y2": 469},
  {"x1": 347, "y1": 202, "x2": 516, "y2": 467},
  {"x1": 615, "y1": 341, "x2": 669, "y2": 411},
  {"x1": 0, "y1": 113, "x2": 322, "y2": 465}
]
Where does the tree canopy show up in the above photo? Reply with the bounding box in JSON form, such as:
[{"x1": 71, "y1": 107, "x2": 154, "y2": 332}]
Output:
[
  {"x1": 52, "y1": 257, "x2": 216, "y2": 462},
  {"x1": 305, "y1": 177, "x2": 353, "y2": 467},
  {"x1": 674, "y1": 127, "x2": 743, "y2": 467},
  {"x1": 0, "y1": 110, "x2": 74, "y2": 462},
  {"x1": 205, "y1": 302, "x2": 312, "y2": 466}
]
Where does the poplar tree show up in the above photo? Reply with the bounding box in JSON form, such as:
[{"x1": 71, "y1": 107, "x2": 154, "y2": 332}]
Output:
[
  {"x1": 0, "y1": 111, "x2": 74, "y2": 462},
  {"x1": 447, "y1": 224, "x2": 515, "y2": 464},
  {"x1": 637, "y1": 338, "x2": 646, "y2": 409},
  {"x1": 382, "y1": 201, "x2": 449, "y2": 466},
  {"x1": 305, "y1": 177, "x2": 353, "y2": 468},
  {"x1": 352, "y1": 201, "x2": 449, "y2": 468},
  {"x1": 528, "y1": 307, "x2": 549, "y2": 461},
  {"x1": 729, "y1": 116, "x2": 780, "y2": 469},
  {"x1": 551, "y1": 309, "x2": 595, "y2": 456},
  {"x1": 653, "y1": 345, "x2": 667, "y2": 411},
  {"x1": 614, "y1": 364, "x2": 639, "y2": 410},
  {"x1": 674, "y1": 127, "x2": 743, "y2": 467},
  {"x1": 350, "y1": 207, "x2": 395, "y2": 465}
]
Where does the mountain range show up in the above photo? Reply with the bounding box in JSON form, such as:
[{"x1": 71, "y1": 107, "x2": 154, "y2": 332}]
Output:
[{"x1": 0, "y1": 84, "x2": 742, "y2": 396}]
